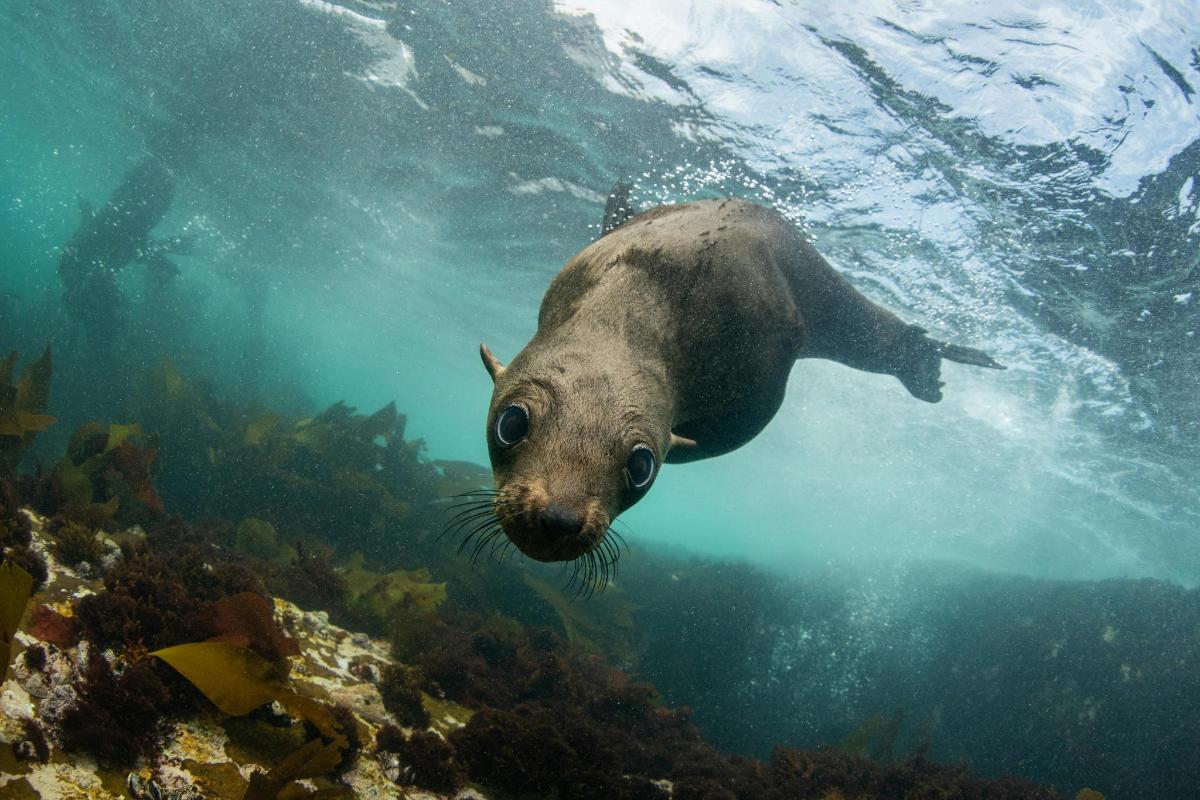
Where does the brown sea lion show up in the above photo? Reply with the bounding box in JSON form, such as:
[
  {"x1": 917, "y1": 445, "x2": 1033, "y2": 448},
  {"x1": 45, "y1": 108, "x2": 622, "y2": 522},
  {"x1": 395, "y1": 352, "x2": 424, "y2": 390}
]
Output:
[{"x1": 470, "y1": 197, "x2": 1003, "y2": 574}]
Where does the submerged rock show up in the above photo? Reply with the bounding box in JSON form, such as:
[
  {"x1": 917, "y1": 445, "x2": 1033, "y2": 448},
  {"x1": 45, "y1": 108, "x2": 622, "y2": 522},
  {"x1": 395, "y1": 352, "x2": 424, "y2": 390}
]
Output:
[{"x1": 0, "y1": 511, "x2": 476, "y2": 800}]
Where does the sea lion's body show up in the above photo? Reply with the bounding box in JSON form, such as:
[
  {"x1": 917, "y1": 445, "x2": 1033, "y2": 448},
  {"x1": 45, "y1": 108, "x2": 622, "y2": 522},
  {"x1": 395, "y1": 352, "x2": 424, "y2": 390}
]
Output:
[{"x1": 473, "y1": 198, "x2": 1002, "y2": 570}]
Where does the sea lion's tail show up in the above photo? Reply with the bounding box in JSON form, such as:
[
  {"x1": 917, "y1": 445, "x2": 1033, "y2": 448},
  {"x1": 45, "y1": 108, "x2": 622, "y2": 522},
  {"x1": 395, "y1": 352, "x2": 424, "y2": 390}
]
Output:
[{"x1": 896, "y1": 327, "x2": 1006, "y2": 403}]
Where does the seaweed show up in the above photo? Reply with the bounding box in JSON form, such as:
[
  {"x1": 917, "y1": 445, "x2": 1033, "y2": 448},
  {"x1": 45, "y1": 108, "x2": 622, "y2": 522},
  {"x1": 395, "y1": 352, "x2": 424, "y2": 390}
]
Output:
[
  {"x1": 451, "y1": 706, "x2": 577, "y2": 796},
  {"x1": 152, "y1": 631, "x2": 354, "y2": 796},
  {"x1": 0, "y1": 347, "x2": 55, "y2": 476},
  {"x1": 54, "y1": 421, "x2": 163, "y2": 526},
  {"x1": 210, "y1": 591, "x2": 299, "y2": 663},
  {"x1": 235, "y1": 517, "x2": 297, "y2": 564},
  {"x1": 1, "y1": 482, "x2": 47, "y2": 592},
  {"x1": 152, "y1": 641, "x2": 287, "y2": 714},
  {"x1": 841, "y1": 707, "x2": 906, "y2": 762},
  {"x1": 376, "y1": 729, "x2": 462, "y2": 793},
  {"x1": 11, "y1": 717, "x2": 50, "y2": 764},
  {"x1": 379, "y1": 663, "x2": 430, "y2": 728},
  {"x1": 27, "y1": 604, "x2": 78, "y2": 648},
  {"x1": 49, "y1": 519, "x2": 104, "y2": 569},
  {"x1": 1, "y1": 559, "x2": 34, "y2": 681},
  {"x1": 242, "y1": 737, "x2": 348, "y2": 800},
  {"x1": 57, "y1": 655, "x2": 175, "y2": 767},
  {"x1": 324, "y1": 703, "x2": 363, "y2": 776},
  {"x1": 74, "y1": 545, "x2": 217, "y2": 651},
  {"x1": 341, "y1": 553, "x2": 446, "y2": 633},
  {"x1": 267, "y1": 542, "x2": 350, "y2": 618}
]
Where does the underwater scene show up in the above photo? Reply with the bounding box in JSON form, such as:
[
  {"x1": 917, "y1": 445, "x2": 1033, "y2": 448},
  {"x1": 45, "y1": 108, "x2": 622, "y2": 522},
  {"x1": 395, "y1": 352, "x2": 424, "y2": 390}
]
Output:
[{"x1": 1, "y1": 0, "x2": 1198, "y2": 798}]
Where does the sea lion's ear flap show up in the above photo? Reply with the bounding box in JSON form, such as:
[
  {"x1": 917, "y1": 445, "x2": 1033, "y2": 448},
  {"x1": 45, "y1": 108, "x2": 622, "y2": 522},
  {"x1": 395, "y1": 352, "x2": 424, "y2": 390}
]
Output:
[
  {"x1": 480, "y1": 343, "x2": 507, "y2": 382},
  {"x1": 668, "y1": 433, "x2": 697, "y2": 452}
]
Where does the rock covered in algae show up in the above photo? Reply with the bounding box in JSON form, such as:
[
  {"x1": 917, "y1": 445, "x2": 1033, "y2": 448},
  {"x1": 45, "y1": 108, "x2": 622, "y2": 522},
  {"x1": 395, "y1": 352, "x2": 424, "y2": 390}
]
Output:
[{"x1": 0, "y1": 510, "x2": 487, "y2": 800}]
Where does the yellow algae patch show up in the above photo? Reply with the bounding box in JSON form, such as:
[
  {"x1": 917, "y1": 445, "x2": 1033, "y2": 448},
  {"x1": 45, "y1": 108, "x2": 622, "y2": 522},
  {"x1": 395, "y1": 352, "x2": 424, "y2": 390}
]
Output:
[{"x1": 182, "y1": 758, "x2": 250, "y2": 797}]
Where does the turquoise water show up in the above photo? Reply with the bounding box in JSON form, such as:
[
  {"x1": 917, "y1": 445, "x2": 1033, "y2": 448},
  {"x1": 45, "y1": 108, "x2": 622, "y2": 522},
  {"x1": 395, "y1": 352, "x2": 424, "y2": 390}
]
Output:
[
  {"x1": 1, "y1": 1, "x2": 1198, "y2": 791},
  {"x1": 6, "y1": 0, "x2": 1196, "y2": 584}
]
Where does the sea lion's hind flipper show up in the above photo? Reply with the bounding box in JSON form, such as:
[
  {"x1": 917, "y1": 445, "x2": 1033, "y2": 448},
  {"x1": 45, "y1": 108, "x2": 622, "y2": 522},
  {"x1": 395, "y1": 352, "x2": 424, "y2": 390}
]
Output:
[
  {"x1": 896, "y1": 328, "x2": 1005, "y2": 403},
  {"x1": 935, "y1": 341, "x2": 1006, "y2": 371},
  {"x1": 600, "y1": 181, "x2": 635, "y2": 237}
]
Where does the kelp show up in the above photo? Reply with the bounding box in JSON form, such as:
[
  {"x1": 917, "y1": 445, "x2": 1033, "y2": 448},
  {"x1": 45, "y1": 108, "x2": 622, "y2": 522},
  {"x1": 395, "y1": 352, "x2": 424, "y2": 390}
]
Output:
[
  {"x1": 234, "y1": 518, "x2": 297, "y2": 564},
  {"x1": 0, "y1": 347, "x2": 55, "y2": 475},
  {"x1": 341, "y1": 552, "x2": 446, "y2": 632},
  {"x1": 55, "y1": 421, "x2": 162, "y2": 525},
  {"x1": 152, "y1": 642, "x2": 286, "y2": 715},
  {"x1": 521, "y1": 569, "x2": 638, "y2": 660},
  {"x1": 152, "y1": 632, "x2": 353, "y2": 799},
  {"x1": 842, "y1": 707, "x2": 907, "y2": 762},
  {"x1": 243, "y1": 738, "x2": 348, "y2": 800},
  {"x1": 1, "y1": 560, "x2": 34, "y2": 681},
  {"x1": 126, "y1": 363, "x2": 467, "y2": 561}
]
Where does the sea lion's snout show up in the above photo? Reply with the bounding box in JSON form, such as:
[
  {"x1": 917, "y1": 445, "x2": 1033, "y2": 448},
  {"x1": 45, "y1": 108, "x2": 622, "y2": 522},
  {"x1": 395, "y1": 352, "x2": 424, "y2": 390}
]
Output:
[
  {"x1": 538, "y1": 503, "x2": 583, "y2": 540},
  {"x1": 492, "y1": 484, "x2": 606, "y2": 563}
]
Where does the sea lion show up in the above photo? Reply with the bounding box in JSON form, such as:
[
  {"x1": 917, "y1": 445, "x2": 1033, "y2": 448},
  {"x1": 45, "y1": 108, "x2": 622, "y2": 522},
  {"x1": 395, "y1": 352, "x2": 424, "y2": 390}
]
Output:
[{"x1": 467, "y1": 197, "x2": 1003, "y2": 576}]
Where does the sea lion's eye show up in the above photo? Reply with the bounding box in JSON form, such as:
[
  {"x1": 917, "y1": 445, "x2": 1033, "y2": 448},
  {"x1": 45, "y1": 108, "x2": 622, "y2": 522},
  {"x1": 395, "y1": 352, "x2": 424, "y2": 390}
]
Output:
[
  {"x1": 494, "y1": 403, "x2": 530, "y2": 447},
  {"x1": 625, "y1": 444, "x2": 656, "y2": 491}
]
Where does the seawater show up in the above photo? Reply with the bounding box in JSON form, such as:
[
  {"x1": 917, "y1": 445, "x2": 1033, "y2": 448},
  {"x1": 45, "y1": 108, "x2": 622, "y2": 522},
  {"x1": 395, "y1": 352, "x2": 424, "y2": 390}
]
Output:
[{"x1": 2, "y1": 0, "x2": 1198, "y2": 796}]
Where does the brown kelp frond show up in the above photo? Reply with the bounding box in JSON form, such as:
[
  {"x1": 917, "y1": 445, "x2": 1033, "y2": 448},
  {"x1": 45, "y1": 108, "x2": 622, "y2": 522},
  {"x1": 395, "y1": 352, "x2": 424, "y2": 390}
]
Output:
[
  {"x1": 341, "y1": 553, "x2": 446, "y2": 633},
  {"x1": 1, "y1": 559, "x2": 34, "y2": 681},
  {"x1": 152, "y1": 637, "x2": 354, "y2": 797},
  {"x1": 151, "y1": 641, "x2": 284, "y2": 716},
  {"x1": 54, "y1": 421, "x2": 163, "y2": 527},
  {"x1": 0, "y1": 346, "x2": 55, "y2": 475}
]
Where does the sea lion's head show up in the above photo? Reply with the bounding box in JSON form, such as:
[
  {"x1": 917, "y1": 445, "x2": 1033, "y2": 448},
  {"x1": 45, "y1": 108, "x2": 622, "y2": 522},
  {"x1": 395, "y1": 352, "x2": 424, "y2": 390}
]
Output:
[{"x1": 471, "y1": 342, "x2": 687, "y2": 566}]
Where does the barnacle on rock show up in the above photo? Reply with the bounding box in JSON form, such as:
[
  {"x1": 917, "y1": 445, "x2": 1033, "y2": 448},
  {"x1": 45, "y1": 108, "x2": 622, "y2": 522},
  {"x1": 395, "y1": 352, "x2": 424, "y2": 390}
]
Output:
[{"x1": 11, "y1": 717, "x2": 50, "y2": 764}]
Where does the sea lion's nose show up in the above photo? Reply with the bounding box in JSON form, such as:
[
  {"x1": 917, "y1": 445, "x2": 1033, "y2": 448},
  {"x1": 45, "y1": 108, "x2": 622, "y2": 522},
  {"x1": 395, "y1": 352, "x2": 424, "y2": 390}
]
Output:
[{"x1": 539, "y1": 504, "x2": 583, "y2": 539}]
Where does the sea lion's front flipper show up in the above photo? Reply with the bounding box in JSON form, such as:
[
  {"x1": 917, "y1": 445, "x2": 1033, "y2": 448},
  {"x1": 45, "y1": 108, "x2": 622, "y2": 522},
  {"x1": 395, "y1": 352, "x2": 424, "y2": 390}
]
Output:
[
  {"x1": 600, "y1": 181, "x2": 635, "y2": 237},
  {"x1": 896, "y1": 327, "x2": 1005, "y2": 403}
]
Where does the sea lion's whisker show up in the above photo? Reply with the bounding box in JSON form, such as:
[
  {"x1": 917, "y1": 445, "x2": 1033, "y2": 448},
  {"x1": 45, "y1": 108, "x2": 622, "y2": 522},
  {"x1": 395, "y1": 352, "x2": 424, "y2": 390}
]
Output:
[
  {"x1": 442, "y1": 508, "x2": 495, "y2": 533},
  {"x1": 471, "y1": 529, "x2": 503, "y2": 565},
  {"x1": 600, "y1": 546, "x2": 613, "y2": 593},
  {"x1": 438, "y1": 503, "x2": 499, "y2": 542},
  {"x1": 443, "y1": 506, "x2": 497, "y2": 530},
  {"x1": 608, "y1": 523, "x2": 631, "y2": 553},
  {"x1": 584, "y1": 550, "x2": 599, "y2": 598},
  {"x1": 497, "y1": 539, "x2": 515, "y2": 564},
  {"x1": 454, "y1": 508, "x2": 523, "y2": 559},
  {"x1": 564, "y1": 557, "x2": 582, "y2": 594},
  {"x1": 589, "y1": 551, "x2": 603, "y2": 598},
  {"x1": 604, "y1": 532, "x2": 622, "y2": 581},
  {"x1": 487, "y1": 530, "x2": 511, "y2": 560},
  {"x1": 456, "y1": 517, "x2": 500, "y2": 554},
  {"x1": 444, "y1": 500, "x2": 498, "y2": 515},
  {"x1": 445, "y1": 489, "x2": 499, "y2": 499},
  {"x1": 600, "y1": 536, "x2": 618, "y2": 584}
]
